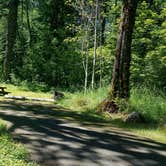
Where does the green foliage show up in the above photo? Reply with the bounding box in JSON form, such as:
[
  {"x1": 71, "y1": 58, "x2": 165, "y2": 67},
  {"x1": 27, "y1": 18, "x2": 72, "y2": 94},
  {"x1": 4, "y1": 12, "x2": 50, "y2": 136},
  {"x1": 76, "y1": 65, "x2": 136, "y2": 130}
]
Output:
[
  {"x1": 0, "y1": 0, "x2": 165, "y2": 89},
  {"x1": 131, "y1": 1, "x2": 166, "y2": 88}
]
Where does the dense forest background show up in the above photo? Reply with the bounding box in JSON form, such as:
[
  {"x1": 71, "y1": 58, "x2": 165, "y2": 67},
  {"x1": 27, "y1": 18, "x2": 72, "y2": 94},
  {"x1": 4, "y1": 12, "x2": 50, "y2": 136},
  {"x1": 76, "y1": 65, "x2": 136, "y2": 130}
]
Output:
[
  {"x1": 0, "y1": 0, "x2": 165, "y2": 91},
  {"x1": 0, "y1": 2, "x2": 166, "y2": 163}
]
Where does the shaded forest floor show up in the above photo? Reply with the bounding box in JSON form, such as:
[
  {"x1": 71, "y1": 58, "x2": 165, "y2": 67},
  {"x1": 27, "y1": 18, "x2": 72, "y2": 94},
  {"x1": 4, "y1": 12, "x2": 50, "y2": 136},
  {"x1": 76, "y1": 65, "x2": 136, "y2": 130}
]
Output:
[{"x1": 0, "y1": 99, "x2": 166, "y2": 166}]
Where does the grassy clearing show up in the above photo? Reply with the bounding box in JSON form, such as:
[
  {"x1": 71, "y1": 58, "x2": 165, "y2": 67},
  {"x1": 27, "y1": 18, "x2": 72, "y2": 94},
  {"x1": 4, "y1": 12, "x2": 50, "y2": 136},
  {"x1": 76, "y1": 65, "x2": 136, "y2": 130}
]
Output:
[
  {"x1": 60, "y1": 86, "x2": 166, "y2": 123},
  {"x1": 0, "y1": 83, "x2": 52, "y2": 99},
  {"x1": 0, "y1": 84, "x2": 166, "y2": 143},
  {"x1": 0, "y1": 120, "x2": 37, "y2": 166},
  {"x1": 59, "y1": 86, "x2": 166, "y2": 143},
  {"x1": 130, "y1": 87, "x2": 166, "y2": 123},
  {"x1": 59, "y1": 87, "x2": 108, "y2": 112}
]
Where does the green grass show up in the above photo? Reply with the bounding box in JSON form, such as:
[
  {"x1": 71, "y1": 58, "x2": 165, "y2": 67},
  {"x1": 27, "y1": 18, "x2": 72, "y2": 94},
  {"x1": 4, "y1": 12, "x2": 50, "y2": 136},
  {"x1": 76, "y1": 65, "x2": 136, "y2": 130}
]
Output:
[
  {"x1": 0, "y1": 120, "x2": 37, "y2": 166},
  {"x1": 60, "y1": 86, "x2": 166, "y2": 123},
  {"x1": 130, "y1": 87, "x2": 166, "y2": 123},
  {"x1": 59, "y1": 87, "x2": 108, "y2": 112},
  {"x1": 0, "y1": 83, "x2": 52, "y2": 99},
  {"x1": 0, "y1": 83, "x2": 166, "y2": 143},
  {"x1": 59, "y1": 86, "x2": 166, "y2": 143}
]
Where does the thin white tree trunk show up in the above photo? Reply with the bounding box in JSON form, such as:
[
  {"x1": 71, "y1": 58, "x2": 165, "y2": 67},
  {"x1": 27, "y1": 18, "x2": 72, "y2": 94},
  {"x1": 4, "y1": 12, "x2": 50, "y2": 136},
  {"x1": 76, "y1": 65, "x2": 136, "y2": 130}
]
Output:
[
  {"x1": 91, "y1": 0, "x2": 98, "y2": 89},
  {"x1": 84, "y1": 25, "x2": 89, "y2": 93},
  {"x1": 99, "y1": 0, "x2": 103, "y2": 88},
  {"x1": 79, "y1": 0, "x2": 90, "y2": 93}
]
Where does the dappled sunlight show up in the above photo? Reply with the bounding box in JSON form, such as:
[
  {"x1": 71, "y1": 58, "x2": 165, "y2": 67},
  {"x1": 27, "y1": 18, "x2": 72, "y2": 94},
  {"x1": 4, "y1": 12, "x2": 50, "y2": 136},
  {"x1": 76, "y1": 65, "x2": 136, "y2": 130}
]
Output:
[{"x1": 0, "y1": 100, "x2": 166, "y2": 166}]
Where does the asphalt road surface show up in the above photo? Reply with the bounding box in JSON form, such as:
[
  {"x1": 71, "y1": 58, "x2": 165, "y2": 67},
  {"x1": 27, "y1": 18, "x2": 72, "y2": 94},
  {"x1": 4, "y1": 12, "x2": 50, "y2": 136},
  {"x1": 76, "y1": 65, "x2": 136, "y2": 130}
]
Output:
[{"x1": 0, "y1": 100, "x2": 166, "y2": 166}]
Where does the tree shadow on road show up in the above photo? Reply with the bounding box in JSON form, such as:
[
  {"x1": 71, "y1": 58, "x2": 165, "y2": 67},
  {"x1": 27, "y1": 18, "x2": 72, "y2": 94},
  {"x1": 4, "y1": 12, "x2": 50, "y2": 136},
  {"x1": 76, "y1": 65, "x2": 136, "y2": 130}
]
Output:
[{"x1": 0, "y1": 100, "x2": 166, "y2": 166}]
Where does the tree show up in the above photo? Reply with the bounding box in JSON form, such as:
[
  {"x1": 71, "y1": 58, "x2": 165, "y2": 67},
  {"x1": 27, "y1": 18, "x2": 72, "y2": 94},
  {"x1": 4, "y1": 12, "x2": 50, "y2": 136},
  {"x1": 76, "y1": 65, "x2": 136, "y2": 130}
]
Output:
[
  {"x1": 100, "y1": 0, "x2": 139, "y2": 112},
  {"x1": 25, "y1": 0, "x2": 32, "y2": 46},
  {"x1": 91, "y1": 0, "x2": 99, "y2": 89},
  {"x1": 3, "y1": 0, "x2": 19, "y2": 81},
  {"x1": 0, "y1": 0, "x2": 165, "y2": 91}
]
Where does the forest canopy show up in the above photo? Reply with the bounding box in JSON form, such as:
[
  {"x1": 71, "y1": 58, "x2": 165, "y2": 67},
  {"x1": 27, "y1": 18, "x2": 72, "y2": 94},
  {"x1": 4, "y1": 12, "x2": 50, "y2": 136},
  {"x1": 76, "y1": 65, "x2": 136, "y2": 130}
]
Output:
[{"x1": 0, "y1": 0, "x2": 165, "y2": 91}]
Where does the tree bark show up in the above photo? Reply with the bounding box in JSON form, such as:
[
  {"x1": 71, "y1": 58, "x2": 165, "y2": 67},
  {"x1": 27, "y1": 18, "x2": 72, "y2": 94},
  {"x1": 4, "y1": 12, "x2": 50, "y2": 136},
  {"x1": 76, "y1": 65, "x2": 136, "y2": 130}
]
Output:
[
  {"x1": 50, "y1": 0, "x2": 64, "y2": 38},
  {"x1": 25, "y1": 0, "x2": 32, "y2": 46},
  {"x1": 99, "y1": 0, "x2": 138, "y2": 113},
  {"x1": 100, "y1": 0, "x2": 106, "y2": 45},
  {"x1": 3, "y1": 0, "x2": 19, "y2": 81},
  {"x1": 110, "y1": 0, "x2": 138, "y2": 99}
]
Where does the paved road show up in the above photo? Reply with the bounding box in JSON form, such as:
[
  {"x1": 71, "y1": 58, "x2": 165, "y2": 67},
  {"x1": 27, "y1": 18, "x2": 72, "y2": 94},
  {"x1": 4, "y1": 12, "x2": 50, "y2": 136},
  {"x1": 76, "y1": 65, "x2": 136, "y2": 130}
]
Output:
[{"x1": 0, "y1": 100, "x2": 166, "y2": 166}]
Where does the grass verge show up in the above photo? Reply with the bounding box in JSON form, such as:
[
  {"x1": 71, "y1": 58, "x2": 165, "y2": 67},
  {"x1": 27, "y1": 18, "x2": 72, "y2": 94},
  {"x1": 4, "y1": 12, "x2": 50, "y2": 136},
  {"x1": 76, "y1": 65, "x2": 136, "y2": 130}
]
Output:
[
  {"x1": 0, "y1": 120, "x2": 37, "y2": 166},
  {"x1": 59, "y1": 86, "x2": 166, "y2": 143}
]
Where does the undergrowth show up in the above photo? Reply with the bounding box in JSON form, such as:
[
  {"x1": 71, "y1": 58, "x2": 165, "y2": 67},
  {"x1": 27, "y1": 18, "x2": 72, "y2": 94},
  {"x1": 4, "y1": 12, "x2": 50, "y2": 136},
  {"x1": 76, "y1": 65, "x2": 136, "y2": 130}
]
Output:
[
  {"x1": 60, "y1": 86, "x2": 166, "y2": 124},
  {"x1": 59, "y1": 86, "x2": 166, "y2": 143},
  {"x1": 130, "y1": 87, "x2": 166, "y2": 123}
]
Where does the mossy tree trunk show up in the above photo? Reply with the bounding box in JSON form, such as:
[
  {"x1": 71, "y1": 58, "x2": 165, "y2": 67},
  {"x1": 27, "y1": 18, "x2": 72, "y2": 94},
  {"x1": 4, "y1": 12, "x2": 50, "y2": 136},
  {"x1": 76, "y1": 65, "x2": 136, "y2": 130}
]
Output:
[
  {"x1": 111, "y1": 0, "x2": 138, "y2": 99},
  {"x1": 101, "y1": 0, "x2": 138, "y2": 112}
]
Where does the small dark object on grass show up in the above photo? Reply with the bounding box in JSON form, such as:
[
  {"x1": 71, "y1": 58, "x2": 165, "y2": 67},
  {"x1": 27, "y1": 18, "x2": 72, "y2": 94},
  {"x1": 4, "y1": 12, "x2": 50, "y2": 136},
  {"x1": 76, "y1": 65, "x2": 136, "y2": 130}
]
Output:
[
  {"x1": 124, "y1": 112, "x2": 145, "y2": 123},
  {"x1": 54, "y1": 91, "x2": 64, "y2": 100},
  {"x1": 0, "y1": 87, "x2": 11, "y2": 96}
]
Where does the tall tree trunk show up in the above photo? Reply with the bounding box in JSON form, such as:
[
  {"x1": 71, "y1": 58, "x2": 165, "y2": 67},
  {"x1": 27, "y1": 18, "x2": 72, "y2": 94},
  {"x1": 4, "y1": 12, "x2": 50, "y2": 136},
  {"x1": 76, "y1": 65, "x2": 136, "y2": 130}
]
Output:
[
  {"x1": 84, "y1": 38, "x2": 89, "y2": 93},
  {"x1": 25, "y1": 0, "x2": 32, "y2": 46},
  {"x1": 99, "y1": 0, "x2": 105, "y2": 87},
  {"x1": 91, "y1": 0, "x2": 98, "y2": 89},
  {"x1": 115, "y1": 0, "x2": 117, "y2": 6},
  {"x1": 100, "y1": 0, "x2": 106, "y2": 45},
  {"x1": 50, "y1": 0, "x2": 64, "y2": 39},
  {"x1": 3, "y1": 0, "x2": 19, "y2": 81},
  {"x1": 110, "y1": 0, "x2": 138, "y2": 99},
  {"x1": 100, "y1": 0, "x2": 138, "y2": 113}
]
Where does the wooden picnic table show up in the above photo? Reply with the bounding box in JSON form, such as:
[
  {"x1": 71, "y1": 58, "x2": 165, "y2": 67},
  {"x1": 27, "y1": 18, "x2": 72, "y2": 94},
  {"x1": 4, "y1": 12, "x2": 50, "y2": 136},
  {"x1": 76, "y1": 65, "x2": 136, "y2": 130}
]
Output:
[{"x1": 0, "y1": 87, "x2": 10, "y2": 96}]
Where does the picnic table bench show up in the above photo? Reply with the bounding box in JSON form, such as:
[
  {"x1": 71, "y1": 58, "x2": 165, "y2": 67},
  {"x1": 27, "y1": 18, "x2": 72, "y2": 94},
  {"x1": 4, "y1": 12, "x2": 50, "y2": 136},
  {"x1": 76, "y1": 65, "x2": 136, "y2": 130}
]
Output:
[{"x1": 0, "y1": 87, "x2": 11, "y2": 96}]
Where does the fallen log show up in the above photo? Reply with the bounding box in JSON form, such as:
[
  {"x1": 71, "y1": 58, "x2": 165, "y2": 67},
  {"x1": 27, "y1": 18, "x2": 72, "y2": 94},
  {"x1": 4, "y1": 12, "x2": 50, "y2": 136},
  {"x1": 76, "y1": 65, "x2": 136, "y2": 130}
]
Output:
[{"x1": 4, "y1": 95, "x2": 55, "y2": 102}]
